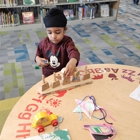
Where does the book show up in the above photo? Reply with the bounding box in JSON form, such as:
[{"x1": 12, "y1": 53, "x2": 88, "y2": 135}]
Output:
[
  {"x1": 22, "y1": 12, "x2": 35, "y2": 24},
  {"x1": 78, "y1": 6, "x2": 83, "y2": 20},
  {"x1": 3, "y1": 12, "x2": 6, "y2": 26},
  {"x1": 7, "y1": 11, "x2": 12, "y2": 26},
  {"x1": 13, "y1": 12, "x2": 20, "y2": 26},
  {"x1": 63, "y1": 9, "x2": 74, "y2": 20},
  {"x1": 53, "y1": 0, "x2": 58, "y2": 4},
  {"x1": 41, "y1": 0, "x2": 48, "y2": 5},
  {"x1": 0, "y1": 12, "x2": 3, "y2": 27},
  {"x1": 22, "y1": 129, "x2": 71, "y2": 140},
  {"x1": 0, "y1": 0, "x2": 3, "y2": 7},
  {"x1": 5, "y1": 0, "x2": 10, "y2": 7},
  {"x1": 23, "y1": 0, "x2": 36, "y2": 5},
  {"x1": 13, "y1": 0, "x2": 18, "y2": 6},
  {"x1": 9, "y1": 0, "x2": 13, "y2": 6},
  {"x1": 100, "y1": 4, "x2": 109, "y2": 17}
]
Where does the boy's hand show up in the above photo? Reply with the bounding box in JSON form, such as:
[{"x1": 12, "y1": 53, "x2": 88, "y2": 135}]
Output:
[
  {"x1": 65, "y1": 58, "x2": 77, "y2": 77},
  {"x1": 36, "y1": 56, "x2": 49, "y2": 67}
]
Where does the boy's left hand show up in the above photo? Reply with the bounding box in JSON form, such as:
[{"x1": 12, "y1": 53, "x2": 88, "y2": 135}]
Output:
[{"x1": 65, "y1": 58, "x2": 77, "y2": 77}]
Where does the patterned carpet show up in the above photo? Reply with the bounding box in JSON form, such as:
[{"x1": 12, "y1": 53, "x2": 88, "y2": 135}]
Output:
[{"x1": 0, "y1": 0, "x2": 140, "y2": 133}]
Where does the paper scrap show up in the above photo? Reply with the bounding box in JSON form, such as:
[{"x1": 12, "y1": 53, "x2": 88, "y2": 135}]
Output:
[{"x1": 130, "y1": 84, "x2": 140, "y2": 102}]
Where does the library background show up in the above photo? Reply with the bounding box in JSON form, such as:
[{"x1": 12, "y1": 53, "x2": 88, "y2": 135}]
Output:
[{"x1": 0, "y1": 0, "x2": 120, "y2": 30}]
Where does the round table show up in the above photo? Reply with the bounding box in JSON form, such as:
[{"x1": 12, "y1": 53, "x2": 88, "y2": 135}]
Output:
[{"x1": 1, "y1": 64, "x2": 140, "y2": 140}]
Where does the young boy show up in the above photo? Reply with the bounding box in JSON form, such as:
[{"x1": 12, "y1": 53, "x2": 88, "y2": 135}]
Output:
[{"x1": 35, "y1": 8, "x2": 80, "y2": 77}]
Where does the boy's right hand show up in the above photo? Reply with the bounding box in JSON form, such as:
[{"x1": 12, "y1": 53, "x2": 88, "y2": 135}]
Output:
[{"x1": 36, "y1": 56, "x2": 49, "y2": 67}]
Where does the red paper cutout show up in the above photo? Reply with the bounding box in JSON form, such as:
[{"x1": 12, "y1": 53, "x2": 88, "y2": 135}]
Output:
[
  {"x1": 92, "y1": 74, "x2": 103, "y2": 80},
  {"x1": 53, "y1": 90, "x2": 67, "y2": 97},
  {"x1": 46, "y1": 98, "x2": 61, "y2": 108}
]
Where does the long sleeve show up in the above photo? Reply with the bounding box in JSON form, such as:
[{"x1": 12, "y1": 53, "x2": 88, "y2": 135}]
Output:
[{"x1": 66, "y1": 37, "x2": 80, "y2": 65}]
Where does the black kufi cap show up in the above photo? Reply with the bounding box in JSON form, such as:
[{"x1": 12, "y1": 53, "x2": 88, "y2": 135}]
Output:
[{"x1": 43, "y1": 8, "x2": 67, "y2": 28}]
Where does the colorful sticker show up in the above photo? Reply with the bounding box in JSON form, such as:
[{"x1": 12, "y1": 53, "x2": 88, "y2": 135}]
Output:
[{"x1": 91, "y1": 126, "x2": 102, "y2": 133}]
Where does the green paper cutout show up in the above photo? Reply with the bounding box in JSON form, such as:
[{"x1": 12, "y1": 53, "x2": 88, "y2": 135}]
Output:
[{"x1": 54, "y1": 130, "x2": 70, "y2": 140}]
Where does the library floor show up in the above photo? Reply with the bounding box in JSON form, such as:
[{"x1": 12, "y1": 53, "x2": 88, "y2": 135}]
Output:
[{"x1": 0, "y1": 0, "x2": 140, "y2": 133}]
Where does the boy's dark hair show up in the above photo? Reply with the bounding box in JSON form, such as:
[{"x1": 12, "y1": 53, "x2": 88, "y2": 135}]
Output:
[{"x1": 43, "y1": 8, "x2": 67, "y2": 28}]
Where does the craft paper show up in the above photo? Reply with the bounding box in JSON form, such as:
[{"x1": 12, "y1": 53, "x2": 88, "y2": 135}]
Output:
[
  {"x1": 130, "y1": 84, "x2": 140, "y2": 102},
  {"x1": 22, "y1": 129, "x2": 71, "y2": 140},
  {"x1": 73, "y1": 99, "x2": 95, "y2": 119}
]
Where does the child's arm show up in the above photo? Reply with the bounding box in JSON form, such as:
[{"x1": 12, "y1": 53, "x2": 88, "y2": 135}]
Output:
[
  {"x1": 65, "y1": 58, "x2": 77, "y2": 77},
  {"x1": 35, "y1": 38, "x2": 49, "y2": 67},
  {"x1": 36, "y1": 56, "x2": 49, "y2": 67},
  {"x1": 64, "y1": 37, "x2": 80, "y2": 77}
]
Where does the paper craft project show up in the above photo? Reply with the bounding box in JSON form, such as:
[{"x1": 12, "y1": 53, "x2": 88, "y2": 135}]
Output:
[
  {"x1": 130, "y1": 84, "x2": 140, "y2": 102},
  {"x1": 73, "y1": 99, "x2": 96, "y2": 119},
  {"x1": 22, "y1": 129, "x2": 71, "y2": 140},
  {"x1": 83, "y1": 123, "x2": 116, "y2": 140},
  {"x1": 73, "y1": 96, "x2": 115, "y2": 124}
]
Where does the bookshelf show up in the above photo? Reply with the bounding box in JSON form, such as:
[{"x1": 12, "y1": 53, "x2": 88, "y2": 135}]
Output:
[
  {"x1": 40, "y1": 0, "x2": 120, "y2": 27},
  {"x1": 0, "y1": 0, "x2": 120, "y2": 31}
]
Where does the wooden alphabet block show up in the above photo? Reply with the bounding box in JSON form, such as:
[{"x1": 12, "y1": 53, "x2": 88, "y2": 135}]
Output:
[
  {"x1": 39, "y1": 66, "x2": 93, "y2": 95},
  {"x1": 82, "y1": 66, "x2": 90, "y2": 80},
  {"x1": 41, "y1": 83, "x2": 49, "y2": 91},
  {"x1": 82, "y1": 73, "x2": 90, "y2": 80},
  {"x1": 56, "y1": 74, "x2": 62, "y2": 80},
  {"x1": 41, "y1": 75, "x2": 49, "y2": 91},
  {"x1": 72, "y1": 71, "x2": 80, "y2": 82},
  {"x1": 52, "y1": 81, "x2": 60, "y2": 88},
  {"x1": 62, "y1": 73, "x2": 71, "y2": 85},
  {"x1": 51, "y1": 73, "x2": 60, "y2": 88}
]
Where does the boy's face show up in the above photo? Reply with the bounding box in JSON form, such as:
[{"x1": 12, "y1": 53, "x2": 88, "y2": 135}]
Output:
[{"x1": 46, "y1": 27, "x2": 66, "y2": 44}]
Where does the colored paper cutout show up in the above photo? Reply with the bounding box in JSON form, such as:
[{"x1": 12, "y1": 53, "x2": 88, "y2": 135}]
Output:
[
  {"x1": 92, "y1": 74, "x2": 103, "y2": 80},
  {"x1": 54, "y1": 90, "x2": 67, "y2": 97},
  {"x1": 73, "y1": 104, "x2": 83, "y2": 112},
  {"x1": 130, "y1": 84, "x2": 140, "y2": 102},
  {"x1": 73, "y1": 99, "x2": 96, "y2": 119},
  {"x1": 83, "y1": 124, "x2": 116, "y2": 140},
  {"x1": 22, "y1": 129, "x2": 71, "y2": 140}
]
